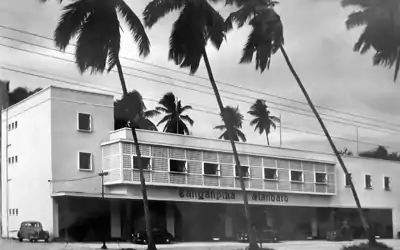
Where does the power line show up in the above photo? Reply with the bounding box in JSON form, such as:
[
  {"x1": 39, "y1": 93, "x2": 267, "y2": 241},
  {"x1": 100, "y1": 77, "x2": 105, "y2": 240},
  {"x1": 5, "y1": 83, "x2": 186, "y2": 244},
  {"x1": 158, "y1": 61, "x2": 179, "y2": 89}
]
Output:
[
  {"x1": 49, "y1": 175, "x2": 99, "y2": 183},
  {"x1": 1, "y1": 64, "x2": 398, "y2": 151},
  {"x1": 0, "y1": 34, "x2": 397, "y2": 133},
  {"x1": 0, "y1": 41, "x2": 398, "y2": 134},
  {"x1": 0, "y1": 23, "x2": 398, "y2": 128}
]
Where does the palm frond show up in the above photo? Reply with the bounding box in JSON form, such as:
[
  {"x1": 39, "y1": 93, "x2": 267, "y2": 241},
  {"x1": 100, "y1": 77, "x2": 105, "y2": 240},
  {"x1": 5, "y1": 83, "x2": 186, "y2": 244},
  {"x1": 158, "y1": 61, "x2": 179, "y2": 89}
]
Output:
[
  {"x1": 249, "y1": 118, "x2": 259, "y2": 126},
  {"x1": 236, "y1": 128, "x2": 247, "y2": 142},
  {"x1": 345, "y1": 11, "x2": 369, "y2": 29},
  {"x1": 181, "y1": 120, "x2": 190, "y2": 135},
  {"x1": 270, "y1": 115, "x2": 280, "y2": 123},
  {"x1": 201, "y1": 1, "x2": 227, "y2": 49},
  {"x1": 218, "y1": 131, "x2": 228, "y2": 140},
  {"x1": 394, "y1": 49, "x2": 400, "y2": 81},
  {"x1": 180, "y1": 115, "x2": 194, "y2": 126},
  {"x1": 168, "y1": 4, "x2": 205, "y2": 74},
  {"x1": 54, "y1": 0, "x2": 94, "y2": 50},
  {"x1": 221, "y1": 106, "x2": 244, "y2": 128},
  {"x1": 115, "y1": 0, "x2": 150, "y2": 57},
  {"x1": 75, "y1": 10, "x2": 112, "y2": 73},
  {"x1": 155, "y1": 106, "x2": 169, "y2": 113},
  {"x1": 270, "y1": 121, "x2": 276, "y2": 130},
  {"x1": 180, "y1": 105, "x2": 192, "y2": 113},
  {"x1": 214, "y1": 124, "x2": 226, "y2": 130},
  {"x1": 157, "y1": 114, "x2": 173, "y2": 126},
  {"x1": 225, "y1": 5, "x2": 254, "y2": 31},
  {"x1": 144, "y1": 109, "x2": 161, "y2": 118},
  {"x1": 143, "y1": 0, "x2": 186, "y2": 28},
  {"x1": 158, "y1": 92, "x2": 177, "y2": 112}
]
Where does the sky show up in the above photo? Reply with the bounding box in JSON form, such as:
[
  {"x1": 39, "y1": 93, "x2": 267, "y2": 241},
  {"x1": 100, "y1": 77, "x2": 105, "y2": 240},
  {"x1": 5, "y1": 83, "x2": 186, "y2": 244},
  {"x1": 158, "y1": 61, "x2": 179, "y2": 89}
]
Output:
[{"x1": 0, "y1": 0, "x2": 399, "y2": 155}]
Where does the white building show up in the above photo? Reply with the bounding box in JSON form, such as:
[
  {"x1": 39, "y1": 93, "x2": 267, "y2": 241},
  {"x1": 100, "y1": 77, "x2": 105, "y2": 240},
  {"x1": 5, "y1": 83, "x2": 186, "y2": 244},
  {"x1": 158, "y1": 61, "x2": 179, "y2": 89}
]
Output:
[{"x1": 1, "y1": 85, "x2": 400, "y2": 241}]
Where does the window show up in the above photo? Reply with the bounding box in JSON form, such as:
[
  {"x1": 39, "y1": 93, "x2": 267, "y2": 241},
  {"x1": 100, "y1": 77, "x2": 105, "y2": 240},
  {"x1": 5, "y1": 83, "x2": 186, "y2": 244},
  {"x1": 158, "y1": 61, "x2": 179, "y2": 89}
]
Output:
[
  {"x1": 8, "y1": 157, "x2": 11, "y2": 164},
  {"x1": 345, "y1": 173, "x2": 352, "y2": 187},
  {"x1": 169, "y1": 159, "x2": 186, "y2": 173},
  {"x1": 203, "y1": 163, "x2": 219, "y2": 176},
  {"x1": 315, "y1": 173, "x2": 327, "y2": 184},
  {"x1": 384, "y1": 176, "x2": 391, "y2": 191},
  {"x1": 133, "y1": 156, "x2": 151, "y2": 170},
  {"x1": 8, "y1": 124, "x2": 11, "y2": 131},
  {"x1": 78, "y1": 113, "x2": 91, "y2": 131},
  {"x1": 11, "y1": 123, "x2": 14, "y2": 130},
  {"x1": 290, "y1": 170, "x2": 303, "y2": 182},
  {"x1": 15, "y1": 156, "x2": 18, "y2": 163},
  {"x1": 264, "y1": 168, "x2": 278, "y2": 180},
  {"x1": 14, "y1": 121, "x2": 17, "y2": 129},
  {"x1": 365, "y1": 174, "x2": 372, "y2": 189},
  {"x1": 235, "y1": 165, "x2": 250, "y2": 178},
  {"x1": 78, "y1": 152, "x2": 92, "y2": 171},
  {"x1": 11, "y1": 156, "x2": 14, "y2": 164}
]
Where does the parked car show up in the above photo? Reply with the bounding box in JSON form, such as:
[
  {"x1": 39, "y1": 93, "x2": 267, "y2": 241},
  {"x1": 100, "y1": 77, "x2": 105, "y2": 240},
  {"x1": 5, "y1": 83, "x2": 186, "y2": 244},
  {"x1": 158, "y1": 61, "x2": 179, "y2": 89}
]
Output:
[
  {"x1": 17, "y1": 221, "x2": 50, "y2": 242},
  {"x1": 132, "y1": 228, "x2": 174, "y2": 244},
  {"x1": 236, "y1": 227, "x2": 280, "y2": 243}
]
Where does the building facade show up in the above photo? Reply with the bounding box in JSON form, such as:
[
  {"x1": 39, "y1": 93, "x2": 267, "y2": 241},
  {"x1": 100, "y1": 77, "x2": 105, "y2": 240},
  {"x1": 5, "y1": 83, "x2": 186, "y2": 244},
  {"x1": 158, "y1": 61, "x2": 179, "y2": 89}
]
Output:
[{"x1": 1, "y1": 86, "x2": 400, "y2": 241}]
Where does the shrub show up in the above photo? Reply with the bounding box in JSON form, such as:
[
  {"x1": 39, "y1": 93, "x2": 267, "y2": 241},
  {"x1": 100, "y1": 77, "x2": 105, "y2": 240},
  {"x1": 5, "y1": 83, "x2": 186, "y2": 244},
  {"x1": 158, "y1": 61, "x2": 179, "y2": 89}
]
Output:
[{"x1": 342, "y1": 242, "x2": 393, "y2": 250}]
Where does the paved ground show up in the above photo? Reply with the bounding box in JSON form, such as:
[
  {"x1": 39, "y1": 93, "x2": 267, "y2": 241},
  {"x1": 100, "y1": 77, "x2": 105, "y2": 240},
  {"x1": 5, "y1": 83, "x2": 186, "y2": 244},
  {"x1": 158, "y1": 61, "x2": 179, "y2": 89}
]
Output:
[{"x1": 1, "y1": 238, "x2": 400, "y2": 250}]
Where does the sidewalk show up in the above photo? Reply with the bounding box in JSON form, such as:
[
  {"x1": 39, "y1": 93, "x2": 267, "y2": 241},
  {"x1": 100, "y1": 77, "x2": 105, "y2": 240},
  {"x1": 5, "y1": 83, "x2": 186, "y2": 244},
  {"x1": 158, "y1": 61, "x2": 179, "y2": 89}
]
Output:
[{"x1": 1, "y1": 238, "x2": 400, "y2": 250}]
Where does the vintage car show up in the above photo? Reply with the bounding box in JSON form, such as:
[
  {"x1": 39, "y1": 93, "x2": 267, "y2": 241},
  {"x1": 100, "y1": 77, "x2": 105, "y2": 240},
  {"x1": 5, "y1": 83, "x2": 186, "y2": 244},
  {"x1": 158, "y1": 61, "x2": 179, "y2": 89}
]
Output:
[
  {"x1": 132, "y1": 228, "x2": 174, "y2": 244},
  {"x1": 17, "y1": 221, "x2": 50, "y2": 242}
]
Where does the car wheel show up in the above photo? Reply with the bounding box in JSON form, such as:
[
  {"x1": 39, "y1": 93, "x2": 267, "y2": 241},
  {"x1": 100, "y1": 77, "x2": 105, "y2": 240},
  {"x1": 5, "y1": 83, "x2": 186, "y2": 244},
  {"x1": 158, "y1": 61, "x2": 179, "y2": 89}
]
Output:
[
  {"x1": 29, "y1": 239, "x2": 33, "y2": 243},
  {"x1": 45, "y1": 238, "x2": 49, "y2": 243},
  {"x1": 143, "y1": 239, "x2": 147, "y2": 244},
  {"x1": 165, "y1": 238, "x2": 171, "y2": 244},
  {"x1": 34, "y1": 240, "x2": 38, "y2": 243},
  {"x1": 18, "y1": 238, "x2": 23, "y2": 242}
]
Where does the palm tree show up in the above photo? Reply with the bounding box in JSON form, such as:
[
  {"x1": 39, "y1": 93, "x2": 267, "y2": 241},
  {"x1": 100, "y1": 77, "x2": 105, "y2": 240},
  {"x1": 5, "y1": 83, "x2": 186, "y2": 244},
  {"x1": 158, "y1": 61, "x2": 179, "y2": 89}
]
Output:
[
  {"x1": 248, "y1": 99, "x2": 279, "y2": 145},
  {"x1": 143, "y1": 1, "x2": 259, "y2": 248},
  {"x1": 154, "y1": 92, "x2": 194, "y2": 135},
  {"x1": 342, "y1": 0, "x2": 400, "y2": 81},
  {"x1": 52, "y1": 0, "x2": 156, "y2": 248},
  {"x1": 114, "y1": 91, "x2": 159, "y2": 131},
  {"x1": 214, "y1": 106, "x2": 247, "y2": 142},
  {"x1": 225, "y1": 0, "x2": 376, "y2": 244}
]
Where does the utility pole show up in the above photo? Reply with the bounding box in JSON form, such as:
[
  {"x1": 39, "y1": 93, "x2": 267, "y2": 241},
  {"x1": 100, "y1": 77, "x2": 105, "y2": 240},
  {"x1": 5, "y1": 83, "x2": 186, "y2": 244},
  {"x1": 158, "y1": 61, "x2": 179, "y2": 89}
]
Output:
[
  {"x1": 279, "y1": 114, "x2": 282, "y2": 148},
  {"x1": 99, "y1": 171, "x2": 109, "y2": 250}
]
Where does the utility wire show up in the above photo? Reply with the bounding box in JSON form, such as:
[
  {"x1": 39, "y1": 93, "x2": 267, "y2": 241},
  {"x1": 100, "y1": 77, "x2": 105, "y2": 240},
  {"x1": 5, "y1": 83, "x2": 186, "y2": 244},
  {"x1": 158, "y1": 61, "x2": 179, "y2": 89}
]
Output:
[
  {"x1": 0, "y1": 23, "x2": 398, "y2": 129},
  {"x1": 1, "y1": 64, "x2": 398, "y2": 151},
  {"x1": 0, "y1": 41, "x2": 398, "y2": 134},
  {"x1": 0, "y1": 34, "x2": 396, "y2": 133},
  {"x1": 49, "y1": 175, "x2": 99, "y2": 183}
]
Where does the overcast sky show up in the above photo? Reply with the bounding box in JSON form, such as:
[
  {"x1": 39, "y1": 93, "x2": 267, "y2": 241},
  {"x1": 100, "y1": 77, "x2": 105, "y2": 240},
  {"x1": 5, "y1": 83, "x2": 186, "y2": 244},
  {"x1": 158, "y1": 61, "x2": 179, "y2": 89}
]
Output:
[{"x1": 0, "y1": 0, "x2": 399, "y2": 154}]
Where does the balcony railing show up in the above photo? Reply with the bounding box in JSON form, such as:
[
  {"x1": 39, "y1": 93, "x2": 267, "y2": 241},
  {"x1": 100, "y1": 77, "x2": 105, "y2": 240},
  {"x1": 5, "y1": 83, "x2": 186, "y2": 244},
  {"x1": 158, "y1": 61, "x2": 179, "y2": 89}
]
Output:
[{"x1": 102, "y1": 142, "x2": 336, "y2": 195}]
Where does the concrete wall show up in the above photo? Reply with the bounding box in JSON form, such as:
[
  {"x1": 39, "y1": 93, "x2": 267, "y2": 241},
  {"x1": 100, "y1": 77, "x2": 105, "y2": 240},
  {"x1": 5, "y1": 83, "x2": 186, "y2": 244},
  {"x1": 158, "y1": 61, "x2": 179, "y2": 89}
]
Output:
[
  {"x1": 0, "y1": 79, "x2": 9, "y2": 236},
  {"x1": 1, "y1": 88, "x2": 53, "y2": 238},
  {"x1": 50, "y1": 87, "x2": 114, "y2": 196},
  {"x1": 1, "y1": 86, "x2": 114, "y2": 238}
]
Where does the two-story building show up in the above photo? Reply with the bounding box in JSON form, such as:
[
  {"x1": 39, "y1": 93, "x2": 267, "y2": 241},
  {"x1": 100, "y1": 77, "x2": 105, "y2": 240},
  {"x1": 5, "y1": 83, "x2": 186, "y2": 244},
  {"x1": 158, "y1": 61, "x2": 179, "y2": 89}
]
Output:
[{"x1": 1, "y1": 85, "x2": 400, "y2": 242}]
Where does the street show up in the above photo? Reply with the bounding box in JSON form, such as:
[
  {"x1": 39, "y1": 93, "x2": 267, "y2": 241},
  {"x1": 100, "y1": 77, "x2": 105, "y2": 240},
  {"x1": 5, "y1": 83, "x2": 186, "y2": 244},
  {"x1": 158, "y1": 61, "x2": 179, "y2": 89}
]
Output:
[{"x1": 1, "y1": 238, "x2": 400, "y2": 250}]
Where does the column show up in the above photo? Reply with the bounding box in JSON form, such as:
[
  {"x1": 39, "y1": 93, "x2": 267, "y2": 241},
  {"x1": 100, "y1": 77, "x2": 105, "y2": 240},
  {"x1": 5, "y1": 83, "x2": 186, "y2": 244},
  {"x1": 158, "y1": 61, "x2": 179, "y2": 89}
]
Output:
[
  {"x1": 166, "y1": 203, "x2": 175, "y2": 237},
  {"x1": 311, "y1": 217, "x2": 318, "y2": 238},
  {"x1": 52, "y1": 199, "x2": 59, "y2": 238},
  {"x1": 110, "y1": 200, "x2": 121, "y2": 239},
  {"x1": 392, "y1": 207, "x2": 400, "y2": 239}
]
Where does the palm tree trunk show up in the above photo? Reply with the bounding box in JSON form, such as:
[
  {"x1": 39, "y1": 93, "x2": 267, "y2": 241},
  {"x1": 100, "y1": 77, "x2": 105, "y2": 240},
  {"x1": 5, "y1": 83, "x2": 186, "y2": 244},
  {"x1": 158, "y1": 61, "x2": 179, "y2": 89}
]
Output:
[
  {"x1": 203, "y1": 49, "x2": 259, "y2": 250},
  {"x1": 266, "y1": 133, "x2": 270, "y2": 145},
  {"x1": 116, "y1": 57, "x2": 157, "y2": 250},
  {"x1": 279, "y1": 45, "x2": 376, "y2": 244}
]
